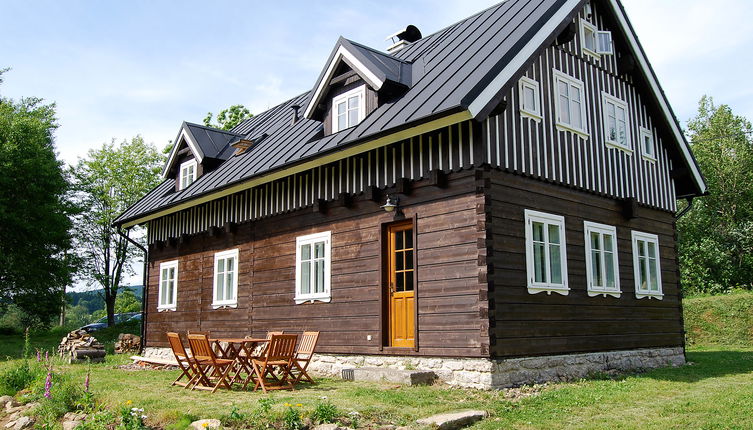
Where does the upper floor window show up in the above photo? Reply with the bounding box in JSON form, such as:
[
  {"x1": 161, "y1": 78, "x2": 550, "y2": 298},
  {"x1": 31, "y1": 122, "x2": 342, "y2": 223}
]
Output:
[
  {"x1": 580, "y1": 18, "x2": 613, "y2": 58},
  {"x1": 602, "y1": 92, "x2": 631, "y2": 152},
  {"x1": 295, "y1": 231, "x2": 332, "y2": 304},
  {"x1": 584, "y1": 222, "x2": 620, "y2": 297},
  {"x1": 332, "y1": 85, "x2": 366, "y2": 133},
  {"x1": 158, "y1": 260, "x2": 178, "y2": 311},
  {"x1": 631, "y1": 231, "x2": 663, "y2": 299},
  {"x1": 179, "y1": 159, "x2": 197, "y2": 190},
  {"x1": 640, "y1": 127, "x2": 656, "y2": 161},
  {"x1": 553, "y1": 70, "x2": 588, "y2": 138},
  {"x1": 518, "y1": 77, "x2": 542, "y2": 120},
  {"x1": 525, "y1": 209, "x2": 569, "y2": 295},
  {"x1": 212, "y1": 249, "x2": 239, "y2": 308}
]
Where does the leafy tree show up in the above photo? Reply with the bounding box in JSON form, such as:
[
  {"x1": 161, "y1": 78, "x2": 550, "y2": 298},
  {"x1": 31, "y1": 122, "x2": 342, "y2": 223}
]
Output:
[
  {"x1": 114, "y1": 288, "x2": 141, "y2": 313},
  {"x1": 0, "y1": 69, "x2": 76, "y2": 326},
  {"x1": 678, "y1": 96, "x2": 753, "y2": 295},
  {"x1": 70, "y1": 136, "x2": 162, "y2": 326},
  {"x1": 203, "y1": 104, "x2": 253, "y2": 130}
]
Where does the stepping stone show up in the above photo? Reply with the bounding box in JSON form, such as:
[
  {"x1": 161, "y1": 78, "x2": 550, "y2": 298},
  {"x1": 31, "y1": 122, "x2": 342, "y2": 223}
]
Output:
[
  {"x1": 189, "y1": 419, "x2": 221, "y2": 430},
  {"x1": 416, "y1": 410, "x2": 488, "y2": 430},
  {"x1": 341, "y1": 367, "x2": 436, "y2": 386}
]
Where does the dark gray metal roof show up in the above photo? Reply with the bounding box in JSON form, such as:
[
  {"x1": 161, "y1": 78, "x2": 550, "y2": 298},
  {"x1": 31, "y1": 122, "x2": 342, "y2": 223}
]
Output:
[
  {"x1": 183, "y1": 122, "x2": 240, "y2": 161},
  {"x1": 116, "y1": 0, "x2": 573, "y2": 225}
]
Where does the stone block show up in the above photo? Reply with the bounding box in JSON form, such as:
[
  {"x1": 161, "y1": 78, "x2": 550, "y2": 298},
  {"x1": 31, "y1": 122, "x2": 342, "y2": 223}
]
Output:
[
  {"x1": 416, "y1": 410, "x2": 488, "y2": 430},
  {"x1": 350, "y1": 367, "x2": 436, "y2": 386},
  {"x1": 189, "y1": 419, "x2": 221, "y2": 430}
]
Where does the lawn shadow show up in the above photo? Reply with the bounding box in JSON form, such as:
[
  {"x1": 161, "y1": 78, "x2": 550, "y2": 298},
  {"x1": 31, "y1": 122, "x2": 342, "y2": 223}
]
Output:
[{"x1": 642, "y1": 349, "x2": 753, "y2": 383}]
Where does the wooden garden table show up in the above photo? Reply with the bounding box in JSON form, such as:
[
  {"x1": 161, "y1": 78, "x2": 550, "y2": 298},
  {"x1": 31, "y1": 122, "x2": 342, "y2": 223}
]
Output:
[{"x1": 209, "y1": 337, "x2": 268, "y2": 388}]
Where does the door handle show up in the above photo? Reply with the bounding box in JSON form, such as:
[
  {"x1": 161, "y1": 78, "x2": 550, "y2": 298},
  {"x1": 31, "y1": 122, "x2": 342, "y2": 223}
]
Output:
[{"x1": 389, "y1": 283, "x2": 395, "y2": 295}]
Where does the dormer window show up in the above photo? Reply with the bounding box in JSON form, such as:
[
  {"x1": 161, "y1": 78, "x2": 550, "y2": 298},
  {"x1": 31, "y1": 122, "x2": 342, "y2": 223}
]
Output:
[
  {"x1": 179, "y1": 159, "x2": 197, "y2": 190},
  {"x1": 332, "y1": 85, "x2": 366, "y2": 133}
]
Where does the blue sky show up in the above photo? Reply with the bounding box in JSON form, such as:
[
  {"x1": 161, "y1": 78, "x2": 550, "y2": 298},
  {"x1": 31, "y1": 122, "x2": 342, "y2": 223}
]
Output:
[{"x1": 2, "y1": 0, "x2": 751, "y2": 287}]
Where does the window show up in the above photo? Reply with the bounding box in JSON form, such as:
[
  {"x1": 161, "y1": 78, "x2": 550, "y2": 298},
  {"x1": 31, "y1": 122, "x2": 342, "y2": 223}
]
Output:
[
  {"x1": 158, "y1": 260, "x2": 178, "y2": 311},
  {"x1": 332, "y1": 85, "x2": 366, "y2": 133},
  {"x1": 580, "y1": 18, "x2": 613, "y2": 57},
  {"x1": 179, "y1": 159, "x2": 197, "y2": 190},
  {"x1": 640, "y1": 127, "x2": 656, "y2": 161},
  {"x1": 631, "y1": 231, "x2": 663, "y2": 299},
  {"x1": 295, "y1": 231, "x2": 332, "y2": 304},
  {"x1": 601, "y1": 93, "x2": 631, "y2": 151},
  {"x1": 525, "y1": 210, "x2": 569, "y2": 295},
  {"x1": 212, "y1": 249, "x2": 239, "y2": 308},
  {"x1": 518, "y1": 77, "x2": 542, "y2": 120},
  {"x1": 553, "y1": 70, "x2": 588, "y2": 138},
  {"x1": 584, "y1": 222, "x2": 620, "y2": 297}
]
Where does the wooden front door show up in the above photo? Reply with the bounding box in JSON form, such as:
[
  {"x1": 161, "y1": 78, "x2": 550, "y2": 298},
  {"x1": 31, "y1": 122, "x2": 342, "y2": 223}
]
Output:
[{"x1": 387, "y1": 222, "x2": 415, "y2": 348}]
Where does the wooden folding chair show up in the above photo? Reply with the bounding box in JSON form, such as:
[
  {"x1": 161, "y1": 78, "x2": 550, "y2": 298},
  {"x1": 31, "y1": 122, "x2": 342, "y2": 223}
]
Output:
[
  {"x1": 186, "y1": 333, "x2": 235, "y2": 393},
  {"x1": 251, "y1": 334, "x2": 298, "y2": 392},
  {"x1": 290, "y1": 331, "x2": 319, "y2": 384},
  {"x1": 166, "y1": 332, "x2": 198, "y2": 388}
]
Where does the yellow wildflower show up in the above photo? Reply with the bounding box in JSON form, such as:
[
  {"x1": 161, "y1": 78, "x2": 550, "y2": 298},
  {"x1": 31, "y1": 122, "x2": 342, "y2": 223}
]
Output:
[
  {"x1": 296, "y1": 404, "x2": 302, "y2": 407},
  {"x1": 126, "y1": 400, "x2": 132, "y2": 405},
  {"x1": 202, "y1": 423, "x2": 208, "y2": 428},
  {"x1": 284, "y1": 403, "x2": 291, "y2": 407}
]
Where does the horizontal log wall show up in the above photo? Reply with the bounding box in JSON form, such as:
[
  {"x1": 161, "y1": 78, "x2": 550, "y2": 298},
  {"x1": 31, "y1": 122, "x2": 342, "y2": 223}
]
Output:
[
  {"x1": 482, "y1": 4, "x2": 677, "y2": 212},
  {"x1": 145, "y1": 170, "x2": 488, "y2": 357},
  {"x1": 486, "y1": 170, "x2": 683, "y2": 358}
]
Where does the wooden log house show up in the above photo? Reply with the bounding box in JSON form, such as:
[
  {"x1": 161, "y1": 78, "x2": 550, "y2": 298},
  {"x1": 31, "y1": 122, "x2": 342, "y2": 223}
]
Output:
[{"x1": 115, "y1": 0, "x2": 707, "y2": 388}]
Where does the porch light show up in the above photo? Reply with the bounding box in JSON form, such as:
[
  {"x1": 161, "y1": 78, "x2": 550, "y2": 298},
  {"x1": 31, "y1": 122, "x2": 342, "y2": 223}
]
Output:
[{"x1": 381, "y1": 195, "x2": 399, "y2": 212}]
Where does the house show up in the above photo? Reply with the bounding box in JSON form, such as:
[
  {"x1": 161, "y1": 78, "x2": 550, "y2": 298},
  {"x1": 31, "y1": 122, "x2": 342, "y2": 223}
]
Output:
[{"x1": 115, "y1": 0, "x2": 706, "y2": 389}]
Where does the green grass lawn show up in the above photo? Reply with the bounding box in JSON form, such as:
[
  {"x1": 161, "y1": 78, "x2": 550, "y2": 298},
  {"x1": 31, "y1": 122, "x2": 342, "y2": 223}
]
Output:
[{"x1": 0, "y1": 294, "x2": 751, "y2": 429}]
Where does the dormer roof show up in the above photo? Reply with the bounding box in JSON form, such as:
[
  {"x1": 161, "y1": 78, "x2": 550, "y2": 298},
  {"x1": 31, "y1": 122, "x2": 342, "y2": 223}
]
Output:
[{"x1": 162, "y1": 122, "x2": 242, "y2": 178}]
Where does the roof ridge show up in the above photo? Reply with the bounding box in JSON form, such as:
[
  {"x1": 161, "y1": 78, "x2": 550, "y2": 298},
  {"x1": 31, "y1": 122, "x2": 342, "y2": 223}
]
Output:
[
  {"x1": 184, "y1": 121, "x2": 242, "y2": 135},
  {"x1": 345, "y1": 38, "x2": 409, "y2": 63}
]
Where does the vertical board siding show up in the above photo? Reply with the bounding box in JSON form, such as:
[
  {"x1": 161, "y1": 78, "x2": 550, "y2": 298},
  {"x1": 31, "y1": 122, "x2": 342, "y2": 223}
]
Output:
[
  {"x1": 483, "y1": 5, "x2": 677, "y2": 214},
  {"x1": 148, "y1": 121, "x2": 476, "y2": 243}
]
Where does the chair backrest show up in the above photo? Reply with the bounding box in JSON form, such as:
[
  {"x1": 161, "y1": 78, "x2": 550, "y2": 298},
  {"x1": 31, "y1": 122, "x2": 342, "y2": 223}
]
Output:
[
  {"x1": 264, "y1": 334, "x2": 298, "y2": 362},
  {"x1": 188, "y1": 330, "x2": 209, "y2": 337},
  {"x1": 166, "y1": 332, "x2": 189, "y2": 360},
  {"x1": 296, "y1": 331, "x2": 320, "y2": 357},
  {"x1": 266, "y1": 330, "x2": 284, "y2": 339},
  {"x1": 187, "y1": 333, "x2": 216, "y2": 362}
]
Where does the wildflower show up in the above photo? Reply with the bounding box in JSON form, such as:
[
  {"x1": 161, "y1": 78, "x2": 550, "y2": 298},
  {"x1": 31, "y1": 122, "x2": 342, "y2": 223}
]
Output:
[
  {"x1": 126, "y1": 400, "x2": 132, "y2": 405},
  {"x1": 202, "y1": 423, "x2": 208, "y2": 428},
  {"x1": 284, "y1": 403, "x2": 291, "y2": 407},
  {"x1": 141, "y1": 415, "x2": 148, "y2": 420},
  {"x1": 296, "y1": 403, "x2": 302, "y2": 407},
  {"x1": 36, "y1": 350, "x2": 41, "y2": 362},
  {"x1": 84, "y1": 372, "x2": 90, "y2": 393},
  {"x1": 45, "y1": 350, "x2": 48, "y2": 361},
  {"x1": 44, "y1": 372, "x2": 52, "y2": 399},
  {"x1": 132, "y1": 408, "x2": 138, "y2": 411}
]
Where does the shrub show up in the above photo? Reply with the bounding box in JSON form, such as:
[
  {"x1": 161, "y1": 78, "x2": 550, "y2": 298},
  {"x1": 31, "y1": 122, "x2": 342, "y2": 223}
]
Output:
[
  {"x1": 0, "y1": 359, "x2": 45, "y2": 396},
  {"x1": 281, "y1": 404, "x2": 304, "y2": 430},
  {"x1": 29, "y1": 367, "x2": 87, "y2": 426},
  {"x1": 76, "y1": 409, "x2": 117, "y2": 430},
  {"x1": 310, "y1": 401, "x2": 340, "y2": 424}
]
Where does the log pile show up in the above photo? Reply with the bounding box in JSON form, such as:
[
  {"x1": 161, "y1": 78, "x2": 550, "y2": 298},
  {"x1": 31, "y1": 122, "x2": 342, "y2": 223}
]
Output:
[
  {"x1": 58, "y1": 329, "x2": 106, "y2": 363},
  {"x1": 114, "y1": 333, "x2": 141, "y2": 354}
]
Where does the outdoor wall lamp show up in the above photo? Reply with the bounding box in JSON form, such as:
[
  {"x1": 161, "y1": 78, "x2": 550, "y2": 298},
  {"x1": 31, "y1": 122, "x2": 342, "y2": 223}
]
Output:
[{"x1": 380, "y1": 195, "x2": 399, "y2": 213}]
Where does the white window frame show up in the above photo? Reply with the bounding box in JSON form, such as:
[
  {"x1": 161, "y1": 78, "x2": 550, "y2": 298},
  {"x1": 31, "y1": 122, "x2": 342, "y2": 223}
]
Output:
[
  {"x1": 583, "y1": 221, "x2": 621, "y2": 298},
  {"x1": 179, "y1": 159, "x2": 197, "y2": 190},
  {"x1": 295, "y1": 231, "x2": 332, "y2": 304},
  {"x1": 212, "y1": 249, "x2": 239, "y2": 308},
  {"x1": 552, "y1": 70, "x2": 589, "y2": 139},
  {"x1": 580, "y1": 18, "x2": 613, "y2": 58},
  {"x1": 639, "y1": 126, "x2": 656, "y2": 162},
  {"x1": 631, "y1": 231, "x2": 663, "y2": 300},
  {"x1": 524, "y1": 209, "x2": 569, "y2": 295},
  {"x1": 518, "y1": 76, "x2": 542, "y2": 121},
  {"x1": 601, "y1": 92, "x2": 632, "y2": 153},
  {"x1": 331, "y1": 85, "x2": 366, "y2": 133},
  {"x1": 158, "y1": 260, "x2": 178, "y2": 311}
]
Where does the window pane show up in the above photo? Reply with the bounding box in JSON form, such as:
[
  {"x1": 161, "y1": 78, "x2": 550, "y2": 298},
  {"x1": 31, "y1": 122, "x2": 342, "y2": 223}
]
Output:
[
  {"x1": 559, "y1": 95, "x2": 570, "y2": 124},
  {"x1": 571, "y1": 99, "x2": 582, "y2": 129},
  {"x1": 405, "y1": 271, "x2": 414, "y2": 291},
  {"x1": 337, "y1": 102, "x2": 345, "y2": 114},
  {"x1": 605, "y1": 251, "x2": 616, "y2": 289},
  {"x1": 225, "y1": 272, "x2": 234, "y2": 300},
  {"x1": 167, "y1": 280, "x2": 174, "y2": 304},
  {"x1": 405, "y1": 250, "x2": 413, "y2": 269},
  {"x1": 301, "y1": 261, "x2": 311, "y2": 294},
  {"x1": 533, "y1": 243, "x2": 546, "y2": 283},
  {"x1": 549, "y1": 244, "x2": 562, "y2": 284},
  {"x1": 396, "y1": 230, "x2": 404, "y2": 250},
  {"x1": 644, "y1": 136, "x2": 653, "y2": 154},
  {"x1": 585, "y1": 28, "x2": 595, "y2": 50},
  {"x1": 301, "y1": 244, "x2": 311, "y2": 261},
  {"x1": 314, "y1": 241, "x2": 324, "y2": 259},
  {"x1": 396, "y1": 272, "x2": 404, "y2": 292},
  {"x1": 639, "y1": 257, "x2": 648, "y2": 291},
  {"x1": 315, "y1": 259, "x2": 325, "y2": 293},
  {"x1": 348, "y1": 95, "x2": 359, "y2": 109},
  {"x1": 217, "y1": 259, "x2": 225, "y2": 273},
  {"x1": 638, "y1": 240, "x2": 647, "y2": 258},
  {"x1": 524, "y1": 86, "x2": 535, "y2": 110},
  {"x1": 337, "y1": 113, "x2": 345, "y2": 131},
  {"x1": 216, "y1": 274, "x2": 224, "y2": 301},
  {"x1": 348, "y1": 108, "x2": 359, "y2": 127},
  {"x1": 649, "y1": 258, "x2": 659, "y2": 292},
  {"x1": 405, "y1": 229, "x2": 413, "y2": 248},
  {"x1": 647, "y1": 242, "x2": 657, "y2": 260},
  {"x1": 226, "y1": 257, "x2": 234, "y2": 272},
  {"x1": 604, "y1": 234, "x2": 613, "y2": 252},
  {"x1": 532, "y1": 222, "x2": 544, "y2": 242},
  {"x1": 396, "y1": 250, "x2": 404, "y2": 271},
  {"x1": 548, "y1": 224, "x2": 560, "y2": 245}
]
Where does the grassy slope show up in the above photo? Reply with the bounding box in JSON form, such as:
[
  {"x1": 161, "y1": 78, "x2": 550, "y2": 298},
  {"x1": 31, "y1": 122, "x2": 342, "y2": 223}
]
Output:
[{"x1": 684, "y1": 291, "x2": 753, "y2": 347}]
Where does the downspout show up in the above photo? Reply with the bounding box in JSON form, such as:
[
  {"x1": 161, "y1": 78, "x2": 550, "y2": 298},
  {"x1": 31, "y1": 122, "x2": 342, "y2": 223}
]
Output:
[
  {"x1": 675, "y1": 196, "x2": 694, "y2": 220},
  {"x1": 116, "y1": 226, "x2": 149, "y2": 354}
]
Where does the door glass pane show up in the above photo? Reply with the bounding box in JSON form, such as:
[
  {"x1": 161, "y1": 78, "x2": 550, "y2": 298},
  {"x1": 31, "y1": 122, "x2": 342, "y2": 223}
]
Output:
[
  {"x1": 405, "y1": 271, "x2": 414, "y2": 291},
  {"x1": 301, "y1": 261, "x2": 311, "y2": 294},
  {"x1": 396, "y1": 272, "x2": 404, "y2": 292},
  {"x1": 405, "y1": 250, "x2": 413, "y2": 269},
  {"x1": 396, "y1": 250, "x2": 404, "y2": 270},
  {"x1": 405, "y1": 229, "x2": 413, "y2": 248},
  {"x1": 396, "y1": 230, "x2": 403, "y2": 250},
  {"x1": 550, "y1": 244, "x2": 562, "y2": 284}
]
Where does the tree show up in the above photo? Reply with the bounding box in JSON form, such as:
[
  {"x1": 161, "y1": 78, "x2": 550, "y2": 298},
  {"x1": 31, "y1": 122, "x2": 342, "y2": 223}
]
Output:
[
  {"x1": 70, "y1": 136, "x2": 162, "y2": 326},
  {"x1": 0, "y1": 69, "x2": 76, "y2": 326},
  {"x1": 114, "y1": 288, "x2": 141, "y2": 313},
  {"x1": 203, "y1": 104, "x2": 253, "y2": 130},
  {"x1": 678, "y1": 96, "x2": 753, "y2": 295}
]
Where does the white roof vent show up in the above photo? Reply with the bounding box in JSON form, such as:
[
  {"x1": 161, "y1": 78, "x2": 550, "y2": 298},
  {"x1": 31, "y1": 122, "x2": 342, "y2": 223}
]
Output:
[{"x1": 385, "y1": 25, "x2": 422, "y2": 53}]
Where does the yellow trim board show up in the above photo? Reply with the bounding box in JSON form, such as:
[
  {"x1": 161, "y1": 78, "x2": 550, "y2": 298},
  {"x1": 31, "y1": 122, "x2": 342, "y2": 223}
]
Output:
[{"x1": 121, "y1": 111, "x2": 472, "y2": 228}]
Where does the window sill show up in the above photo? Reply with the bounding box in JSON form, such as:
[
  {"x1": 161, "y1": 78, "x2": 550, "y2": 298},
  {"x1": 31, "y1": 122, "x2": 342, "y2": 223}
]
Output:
[
  {"x1": 520, "y1": 110, "x2": 542, "y2": 122},
  {"x1": 555, "y1": 124, "x2": 589, "y2": 140},
  {"x1": 157, "y1": 306, "x2": 177, "y2": 312},
  {"x1": 635, "y1": 292, "x2": 663, "y2": 300},
  {"x1": 582, "y1": 48, "x2": 601, "y2": 61},
  {"x1": 587, "y1": 290, "x2": 621, "y2": 298},
  {"x1": 642, "y1": 154, "x2": 657, "y2": 163},
  {"x1": 528, "y1": 285, "x2": 569, "y2": 296},
  {"x1": 294, "y1": 295, "x2": 331, "y2": 305},
  {"x1": 605, "y1": 141, "x2": 634, "y2": 155},
  {"x1": 211, "y1": 302, "x2": 238, "y2": 309}
]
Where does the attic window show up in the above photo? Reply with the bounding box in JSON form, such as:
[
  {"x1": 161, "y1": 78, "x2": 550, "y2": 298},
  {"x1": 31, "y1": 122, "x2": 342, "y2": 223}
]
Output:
[
  {"x1": 179, "y1": 159, "x2": 197, "y2": 190},
  {"x1": 332, "y1": 85, "x2": 366, "y2": 133},
  {"x1": 580, "y1": 18, "x2": 613, "y2": 57}
]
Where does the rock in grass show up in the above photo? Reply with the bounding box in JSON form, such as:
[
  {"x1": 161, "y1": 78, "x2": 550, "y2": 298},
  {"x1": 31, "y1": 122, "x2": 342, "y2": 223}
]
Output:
[
  {"x1": 62, "y1": 421, "x2": 83, "y2": 430},
  {"x1": 416, "y1": 410, "x2": 488, "y2": 430},
  {"x1": 0, "y1": 396, "x2": 13, "y2": 408},
  {"x1": 189, "y1": 419, "x2": 221, "y2": 430},
  {"x1": 11, "y1": 416, "x2": 33, "y2": 430}
]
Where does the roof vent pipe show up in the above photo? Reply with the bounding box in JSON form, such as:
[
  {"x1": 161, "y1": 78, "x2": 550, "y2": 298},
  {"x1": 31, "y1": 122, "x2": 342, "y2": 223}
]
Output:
[
  {"x1": 386, "y1": 25, "x2": 422, "y2": 53},
  {"x1": 291, "y1": 105, "x2": 301, "y2": 125}
]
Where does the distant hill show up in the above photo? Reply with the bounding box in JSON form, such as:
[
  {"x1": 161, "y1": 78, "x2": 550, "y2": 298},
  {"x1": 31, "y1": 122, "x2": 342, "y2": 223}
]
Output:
[{"x1": 67, "y1": 286, "x2": 143, "y2": 314}]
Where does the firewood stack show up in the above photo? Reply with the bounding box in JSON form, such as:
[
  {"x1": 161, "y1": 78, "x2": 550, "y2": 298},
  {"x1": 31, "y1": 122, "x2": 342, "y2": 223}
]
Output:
[
  {"x1": 114, "y1": 333, "x2": 141, "y2": 354},
  {"x1": 58, "y1": 329, "x2": 106, "y2": 363}
]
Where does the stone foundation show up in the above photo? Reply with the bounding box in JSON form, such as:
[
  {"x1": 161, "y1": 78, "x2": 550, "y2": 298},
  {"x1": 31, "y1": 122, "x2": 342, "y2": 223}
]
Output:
[{"x1": 142, "y1": 346, "x2": 685, "y2": 390}]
